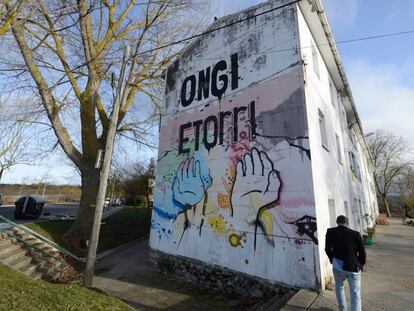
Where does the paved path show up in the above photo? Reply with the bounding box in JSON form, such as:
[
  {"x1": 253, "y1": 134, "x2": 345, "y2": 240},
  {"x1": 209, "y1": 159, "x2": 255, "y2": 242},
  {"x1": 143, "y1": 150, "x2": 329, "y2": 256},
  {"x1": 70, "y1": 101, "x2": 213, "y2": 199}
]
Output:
[
  {"x1": 93, "y1": 238, "x2": 247, "y2": 311},
  {"x1": 284, "y1": 217, "x2": 414, "y2": 310}
]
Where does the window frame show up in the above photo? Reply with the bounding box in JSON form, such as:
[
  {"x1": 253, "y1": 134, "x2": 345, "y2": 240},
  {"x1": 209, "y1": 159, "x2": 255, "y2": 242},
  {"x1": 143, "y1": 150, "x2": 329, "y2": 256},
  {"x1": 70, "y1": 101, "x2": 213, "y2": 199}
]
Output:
[
  {"x1": 335, "y1": 133, "x2": 343, "y2": 164},
  {"x1": 318, "y1": 109, "x2": 329, "y2": 151},
  {"x1": 311, "y1": 42, "x2": 320, "y2": 79}
]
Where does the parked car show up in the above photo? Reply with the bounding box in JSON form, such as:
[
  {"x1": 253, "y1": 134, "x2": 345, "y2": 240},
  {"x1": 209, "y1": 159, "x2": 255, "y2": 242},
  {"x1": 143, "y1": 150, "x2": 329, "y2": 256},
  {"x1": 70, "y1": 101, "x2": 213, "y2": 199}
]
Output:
[{"x1": 0, "y1": 193, "x2": 3, "y2": 206}]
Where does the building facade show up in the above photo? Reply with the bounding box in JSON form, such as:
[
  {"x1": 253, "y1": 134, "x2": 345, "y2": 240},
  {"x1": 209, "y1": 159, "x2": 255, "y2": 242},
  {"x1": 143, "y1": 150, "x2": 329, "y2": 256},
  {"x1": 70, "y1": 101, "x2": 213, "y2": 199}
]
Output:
[{"x1": 150, "y1": 0, "x2": 378, "y2": 289}]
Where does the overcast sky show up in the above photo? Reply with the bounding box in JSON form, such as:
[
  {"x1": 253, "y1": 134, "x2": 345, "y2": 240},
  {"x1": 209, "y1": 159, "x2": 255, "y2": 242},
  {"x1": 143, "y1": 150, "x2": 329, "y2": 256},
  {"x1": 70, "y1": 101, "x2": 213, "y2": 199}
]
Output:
[{"x1": 2, "y1": 0, "x2": 413, "y2": 184}]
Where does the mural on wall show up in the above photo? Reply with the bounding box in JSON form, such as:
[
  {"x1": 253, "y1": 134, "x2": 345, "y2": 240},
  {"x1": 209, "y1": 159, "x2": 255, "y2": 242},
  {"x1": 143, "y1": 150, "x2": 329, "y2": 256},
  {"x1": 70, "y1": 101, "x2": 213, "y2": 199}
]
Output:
[
  {"x1": 151, "y1": 67, "x2": 318, "y2": 270},
  {"x1": 150, "y1": 1, "x2": 319, "y2": 287}
]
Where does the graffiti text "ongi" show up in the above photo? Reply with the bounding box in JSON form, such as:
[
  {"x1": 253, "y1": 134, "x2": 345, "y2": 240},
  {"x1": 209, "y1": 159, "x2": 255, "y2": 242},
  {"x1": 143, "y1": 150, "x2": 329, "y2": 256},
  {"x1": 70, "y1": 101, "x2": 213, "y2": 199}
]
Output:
[{"x1": 180, "y1": 53, "x2": 239, "y2": 107}]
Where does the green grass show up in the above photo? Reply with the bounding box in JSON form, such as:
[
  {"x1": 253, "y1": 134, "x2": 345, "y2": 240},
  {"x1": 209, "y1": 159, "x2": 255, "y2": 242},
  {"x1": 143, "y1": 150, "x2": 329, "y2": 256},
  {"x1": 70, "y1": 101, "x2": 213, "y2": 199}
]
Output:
[
  {"x1": 26, "y1": 206, "x2": 151, "y2": 257},
  {"x1": 0, "y1": 263, "x2": 133, "y2": 311}
]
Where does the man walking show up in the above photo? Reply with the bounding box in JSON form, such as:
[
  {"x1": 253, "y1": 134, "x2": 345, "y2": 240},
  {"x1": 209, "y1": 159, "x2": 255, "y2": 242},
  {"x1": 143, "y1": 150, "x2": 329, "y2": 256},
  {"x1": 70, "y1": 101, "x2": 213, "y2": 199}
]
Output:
[{"x1": 325, "y1": 215, "x2": 366, "y2": 311}]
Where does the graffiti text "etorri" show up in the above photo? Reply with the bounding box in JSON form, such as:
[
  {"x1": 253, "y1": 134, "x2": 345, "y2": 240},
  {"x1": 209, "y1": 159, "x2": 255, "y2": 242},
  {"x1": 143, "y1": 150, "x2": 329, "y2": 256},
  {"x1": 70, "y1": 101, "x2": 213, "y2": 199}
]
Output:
[{"x1": 179, "y1": 101, "x2": 256, "y2": 153}]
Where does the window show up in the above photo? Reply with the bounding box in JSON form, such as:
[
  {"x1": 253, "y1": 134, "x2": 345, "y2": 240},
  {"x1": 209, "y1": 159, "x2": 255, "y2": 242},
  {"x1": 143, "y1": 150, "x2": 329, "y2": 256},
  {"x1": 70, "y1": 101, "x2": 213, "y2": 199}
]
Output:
[
  {"x1": 319, "y1": 110, "x2": 328, "y2": 150},
  {"x1": 354, "y1": 198, "x2": 361, "y2": 229},
  {"x1": 328, "y1": 199, "x2": 336, "y2": 227},
  {"x1": 340, "y1": 102, "x2": 348, "y2": 130},
  {"x1": 349, "y1": 128, "x2": 356, "y2": 147},
  {"x1": 329, "y1": 79, "x2": 337, "y2": 108},
  {"x1": 349, "y1": 151, "x2": 360, "y2": 179},
  {"x1": 344, "y1": 201, "x2": 350, "y2": 226},
  {"x1": 351, "y1": 199, "x2": 359, "y2": 230},
  {"x1": 335, "y1": 134, "x2": 342, "y2": 164},
  {"x1": 311, "y1": 43, "x2": 320, "y2": 79}
]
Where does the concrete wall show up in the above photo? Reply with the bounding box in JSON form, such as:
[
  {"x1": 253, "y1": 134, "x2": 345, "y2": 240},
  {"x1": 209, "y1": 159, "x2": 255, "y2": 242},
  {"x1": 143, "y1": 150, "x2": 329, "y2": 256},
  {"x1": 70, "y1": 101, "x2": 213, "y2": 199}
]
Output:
[
  {"x1": 150, "y1": 0, "x2": 320, "y2": 288},
  {"x1": 297, "y1": 6, "x2": 379, "y2": 288}
]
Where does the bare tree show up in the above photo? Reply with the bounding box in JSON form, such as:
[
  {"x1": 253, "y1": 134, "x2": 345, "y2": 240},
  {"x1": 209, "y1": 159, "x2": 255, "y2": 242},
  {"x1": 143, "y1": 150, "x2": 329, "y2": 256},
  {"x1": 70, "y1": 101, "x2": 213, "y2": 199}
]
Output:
[
  {"x1": 396, "y1": 167, "x2": 414, "y2": 218},
  {"x1": 367, "y1": 130, "x2": 413, "y2": 217},
  {"x1": 0, "y1": 123, "x2": 24, "y2": 180},
  {"x1": 122, "y1": 158, "x2": 155, "y2": 208},
  {"x1": 0, "y1": 99, "x2": 30, "y2": 181},
  {"x1": 0, "y1": 0, "x2": 22, "y2": 36},
  {"x1": 3, "y1": 0, "x2": 205, "y2": 251}
]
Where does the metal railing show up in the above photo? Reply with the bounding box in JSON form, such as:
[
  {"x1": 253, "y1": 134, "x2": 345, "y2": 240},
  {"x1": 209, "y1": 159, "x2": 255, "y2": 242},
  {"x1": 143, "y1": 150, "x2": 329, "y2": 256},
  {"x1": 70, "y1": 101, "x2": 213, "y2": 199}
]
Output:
[
  {"x1": 0, "y1": 215, "x2": 82, "y2": 265},
  {"x1": 1, "y1": 230, "x2": 66, "y2": 271}
]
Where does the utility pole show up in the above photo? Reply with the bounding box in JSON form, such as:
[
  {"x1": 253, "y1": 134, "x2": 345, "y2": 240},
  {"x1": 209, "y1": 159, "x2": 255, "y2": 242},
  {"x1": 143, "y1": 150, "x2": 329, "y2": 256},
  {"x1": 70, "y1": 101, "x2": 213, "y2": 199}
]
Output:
[{"x1": 84, "y1": 45, "x2": 130, "y2": 287}]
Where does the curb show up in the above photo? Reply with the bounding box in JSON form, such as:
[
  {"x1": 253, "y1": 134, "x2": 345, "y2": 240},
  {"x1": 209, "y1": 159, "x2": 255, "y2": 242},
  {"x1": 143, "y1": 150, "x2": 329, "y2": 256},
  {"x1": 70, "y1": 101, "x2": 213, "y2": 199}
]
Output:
[
  {"x1": 102, "y1": 206, "x2": 124, "y2": 219},
  {"x1": 280, "y1": 289, "x2": 319, "y2": 310},
  {"x1": 248, "y1": 289, "x2": 298, "y2": 311},
  {"x1": 96, "y1": 235, "x2": 149, "y2": 261}
]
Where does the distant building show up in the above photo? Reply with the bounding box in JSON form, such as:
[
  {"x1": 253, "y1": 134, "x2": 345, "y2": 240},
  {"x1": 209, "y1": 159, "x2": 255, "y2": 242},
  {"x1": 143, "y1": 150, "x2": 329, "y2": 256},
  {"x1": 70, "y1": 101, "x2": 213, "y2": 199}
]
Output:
[{"x1": 150, "y1": 0, "x2": 378, "y2": 290}]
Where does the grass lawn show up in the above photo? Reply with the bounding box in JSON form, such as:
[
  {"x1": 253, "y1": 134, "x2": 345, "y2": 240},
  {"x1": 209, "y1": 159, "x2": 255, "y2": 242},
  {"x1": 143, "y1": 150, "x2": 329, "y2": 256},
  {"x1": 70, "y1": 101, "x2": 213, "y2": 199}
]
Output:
[
  {"x1": 0, "y1": 263, "x2": 133, "y2": 311},
  {"x1": 25, "y1": 206, "x2": 151, "y2": 257}
]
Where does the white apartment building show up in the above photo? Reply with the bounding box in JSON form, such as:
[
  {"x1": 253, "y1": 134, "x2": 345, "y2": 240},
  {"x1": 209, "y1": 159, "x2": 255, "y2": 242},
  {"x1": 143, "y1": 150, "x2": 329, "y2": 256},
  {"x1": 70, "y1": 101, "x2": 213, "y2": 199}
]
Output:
[{"x1": 150, "y1": 0, "x2": 379, "y2": 290}]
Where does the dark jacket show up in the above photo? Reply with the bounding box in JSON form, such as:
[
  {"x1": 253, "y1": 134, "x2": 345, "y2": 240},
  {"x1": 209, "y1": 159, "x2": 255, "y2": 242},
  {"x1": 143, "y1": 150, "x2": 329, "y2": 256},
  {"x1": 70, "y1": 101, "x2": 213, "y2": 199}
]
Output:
[{"x1": 325, "y1": 225, "x2": 366, "y2": 272}]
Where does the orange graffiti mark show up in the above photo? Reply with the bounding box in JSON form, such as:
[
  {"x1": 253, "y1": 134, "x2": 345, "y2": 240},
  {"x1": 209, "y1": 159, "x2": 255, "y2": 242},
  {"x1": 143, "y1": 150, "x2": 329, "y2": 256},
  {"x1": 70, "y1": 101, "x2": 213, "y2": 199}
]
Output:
[
  {"x1": 217, "y1": 192, "x2": 231, "y2": 209},
  {"x1": 217, "y1": 165, "x2": 235, "y2": 209}
]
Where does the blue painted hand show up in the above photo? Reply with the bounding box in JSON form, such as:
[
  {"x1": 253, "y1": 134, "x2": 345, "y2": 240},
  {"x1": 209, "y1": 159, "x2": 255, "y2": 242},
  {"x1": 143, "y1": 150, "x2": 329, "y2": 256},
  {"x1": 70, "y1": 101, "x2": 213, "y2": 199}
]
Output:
[{"x1": 172, "y1": 157, "x2": 212, "y2": 214}]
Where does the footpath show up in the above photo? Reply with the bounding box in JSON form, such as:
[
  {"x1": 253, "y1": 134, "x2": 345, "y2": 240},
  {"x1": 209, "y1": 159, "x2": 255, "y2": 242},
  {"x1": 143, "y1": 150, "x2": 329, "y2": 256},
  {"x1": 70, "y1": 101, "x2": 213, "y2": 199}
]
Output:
[
  {"x1": 93, "y1": 217, "x2": 414, "y2": 310},
  {"x1": 93, "y1": 238, "x2": 247, "y2": 311},
  {"x1": 282, "y1": 217, "x2": 414, "y2": 310}
]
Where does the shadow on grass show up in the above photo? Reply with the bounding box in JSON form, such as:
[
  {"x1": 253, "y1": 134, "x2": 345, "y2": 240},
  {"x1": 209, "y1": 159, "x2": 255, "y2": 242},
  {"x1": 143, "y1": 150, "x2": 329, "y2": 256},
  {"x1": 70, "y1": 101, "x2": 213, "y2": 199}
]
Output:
[
  {"x1": 25, "y1": 206, "x2": 152, "y2": 257},
  {"x1": 26, "y1": 219, "x2": 75, "y2": 253}
]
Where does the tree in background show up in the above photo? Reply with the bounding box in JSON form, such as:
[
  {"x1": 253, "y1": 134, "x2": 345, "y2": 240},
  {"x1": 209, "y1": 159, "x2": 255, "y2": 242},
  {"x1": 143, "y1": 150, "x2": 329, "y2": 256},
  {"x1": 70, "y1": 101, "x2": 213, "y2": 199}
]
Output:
[
  {"x1": 367, "y1": 130, "x2": 413, "y2": 217},
  {"x1": 3, "y1": 0, "x2": 205, "y2": 251},
  {"x1": 123, "y1": 158, "x2": 155, "y2": 208},
  {"x1": 0, "y1": 100, "x2": 30, "y2": 181},
  {"x1": 107, "y1": 167, "x2": 124, "y2": 202},
  {"x1": 0, "y1": 122, "x2": 24, "y2": 181},
  {"x1": 396, "y1": 167, "x2": 414, "y2": 218}
]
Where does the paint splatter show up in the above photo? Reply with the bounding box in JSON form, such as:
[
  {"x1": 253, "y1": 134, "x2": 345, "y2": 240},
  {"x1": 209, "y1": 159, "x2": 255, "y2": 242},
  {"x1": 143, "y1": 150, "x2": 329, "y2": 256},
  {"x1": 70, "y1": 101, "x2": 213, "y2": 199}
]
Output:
[
  {"x1": 207, "y1": 215, "x2": 228, "y2": 235},
  {"x1": 229, "y1": 233, "x2": 242, "y2": 247},
  {"x1": 151, "y1": 220, "x2": 174, "y2": 240}
]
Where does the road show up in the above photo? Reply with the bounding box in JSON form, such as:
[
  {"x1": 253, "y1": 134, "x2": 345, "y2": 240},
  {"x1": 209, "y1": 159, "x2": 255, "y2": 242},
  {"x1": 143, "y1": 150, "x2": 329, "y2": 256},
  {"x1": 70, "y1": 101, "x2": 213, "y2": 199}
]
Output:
[{"x1": 0, "y1": 203, "x2": 79, "y2": 224}]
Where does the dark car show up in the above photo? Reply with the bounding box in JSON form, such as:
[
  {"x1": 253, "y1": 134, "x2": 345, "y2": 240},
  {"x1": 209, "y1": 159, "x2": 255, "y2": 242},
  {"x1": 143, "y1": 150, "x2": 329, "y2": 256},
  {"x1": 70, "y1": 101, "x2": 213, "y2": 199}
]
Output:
[{"x1": 0, "y1": 193, "x2": 2, "y2": 206}]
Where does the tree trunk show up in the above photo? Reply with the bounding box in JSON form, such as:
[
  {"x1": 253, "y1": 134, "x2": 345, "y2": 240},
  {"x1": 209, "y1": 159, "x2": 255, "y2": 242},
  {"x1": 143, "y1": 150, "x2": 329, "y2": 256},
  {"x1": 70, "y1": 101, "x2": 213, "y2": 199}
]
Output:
[
  {"x1": 145, "y1": 193, "x2": 150, "y2": 209},
  {"x1": 64, "y1": 167, "x2": 100, "y2": 253},
  {"x1": 382, "y1": 195, "x2": 392, "y2": 217}
]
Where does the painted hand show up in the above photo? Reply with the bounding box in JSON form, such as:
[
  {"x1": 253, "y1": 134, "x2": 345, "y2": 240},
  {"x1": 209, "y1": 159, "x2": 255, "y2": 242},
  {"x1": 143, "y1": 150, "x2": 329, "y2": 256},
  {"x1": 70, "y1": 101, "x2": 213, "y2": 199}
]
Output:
[
  {"x1": 172, "y1": 157, "x2": 211, "y2": 214},
  {"x1": 231, "y1": 148, "x2": 281, "y2": 214},
  {"x1": 231, "y1": 148, "x2": 281, "y2": 247}
]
